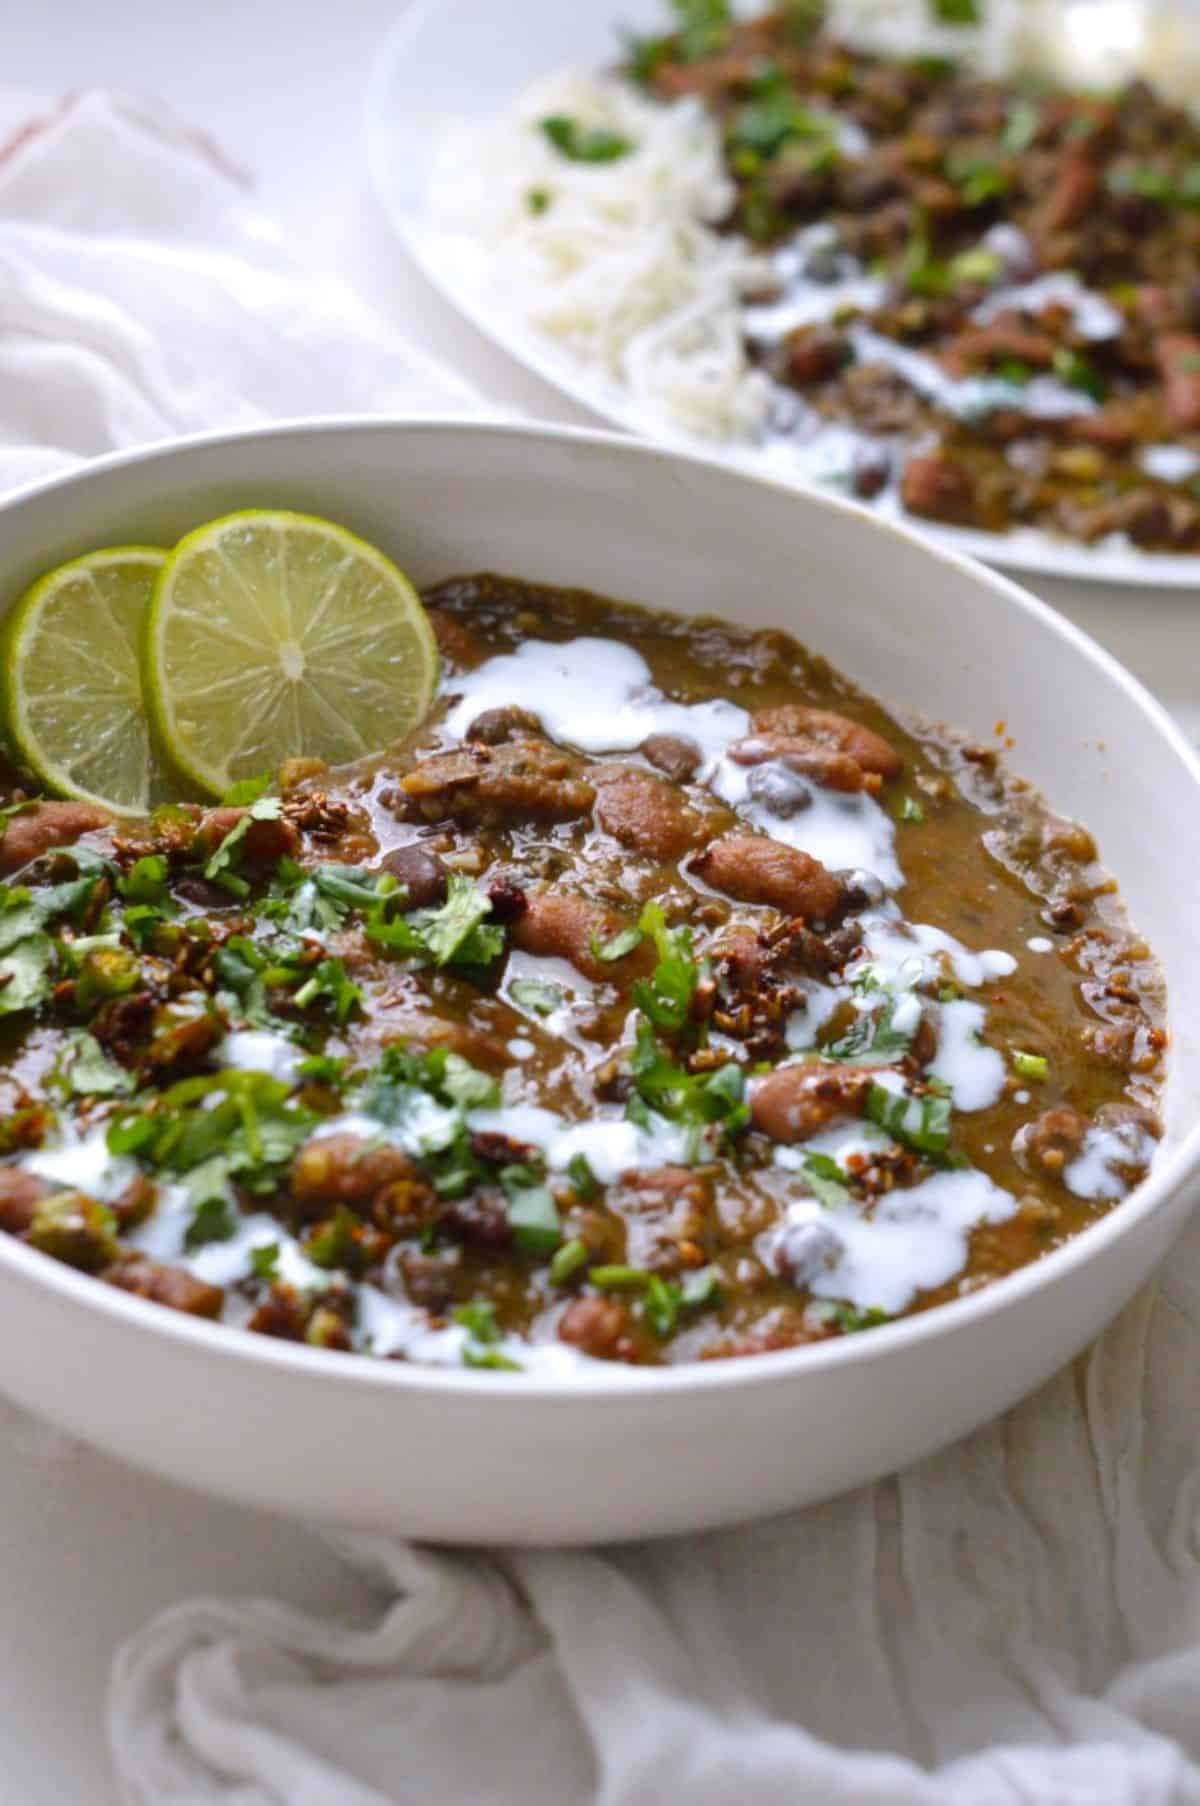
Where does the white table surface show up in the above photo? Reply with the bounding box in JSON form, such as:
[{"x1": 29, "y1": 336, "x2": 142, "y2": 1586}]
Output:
[{"x1": 0, "y1": 4, "x2": 1197, "y2": 1801}]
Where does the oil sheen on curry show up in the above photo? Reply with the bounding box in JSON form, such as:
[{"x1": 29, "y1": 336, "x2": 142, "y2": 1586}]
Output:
[{"x1": 0, "y1": 578, "x2": 1165, "y2": 1373}]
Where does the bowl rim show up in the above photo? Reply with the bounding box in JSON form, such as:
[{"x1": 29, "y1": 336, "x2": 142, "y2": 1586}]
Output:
[{"x1": 2, "y1": 411, "x2": 1198, "y2": 1405}]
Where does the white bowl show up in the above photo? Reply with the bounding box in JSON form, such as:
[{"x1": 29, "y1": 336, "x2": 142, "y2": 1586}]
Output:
[{"x1": 1, "y1": 418, "x2": 1198, "y2": 1545}]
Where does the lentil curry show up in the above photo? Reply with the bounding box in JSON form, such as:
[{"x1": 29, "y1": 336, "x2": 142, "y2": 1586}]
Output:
[
  {"x1": 629, "y1": 4, "x2": 1200, "y2": 550},
  {"x1": 0, "y1": 577, "x2": 1164, "y2": 1371}
]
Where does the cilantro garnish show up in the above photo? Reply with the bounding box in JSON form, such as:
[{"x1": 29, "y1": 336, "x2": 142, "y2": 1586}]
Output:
[
  {"x1": 453, "y1": 1299, "x2": 523, "y2": 1371},
  {"x1": 548, "y1": 1237, "x2": 589, "y2": 1285},
  {"x1": 729, "y1": 66, "x2": 835, "y2": 162},
  {"x1": 539, "y1": 116, "x2": 634, "y2": 165},
  {"x1": 588, "y1": 1263, "x2": 722, "y2": 1337},
  {"x1": 0, "y1": 933, "x2": 54, "y2": 1016},
  {"x1": 801, "y1": 1151, "x2": 851, "y2": 1208},
  {"x1": 834, "y1": 1303, "x2": 890, "y2": 1334},
  {"x1": 865, "y1": 1083, "x2": 952, "y2": 1154},
  {"x1": 627, "y1": 1021, "x2": 748, "y2": 1149},
  {"x1": 304, "y1": 1205, "x2": 366, "y2": 1271},
  {"x1": 823, "y1": 968, "x2": 917, "y2": 1065},
  {"x1": 928, "y1": 0, "x2": 980, "y2": 22},
  {"x1": 108, "y1": 1070, "x2": 315, "y2": 1199},
  {"x1": 565, "y1": 1152, "x2": 599, "y2": 1200},
  {"x1": 184, "y1": 1194, "x2": 236, "y2": 1251},
  {"x1": 367, "y1": 872, "x2": 504, "y2": 969},
  {"x1": 249, "y1": 1240, "x2": 281, "y2": 1282},
  {"x1": 671, "y1": 0, "x2": 732, "y2": 60},
  {"x1": 203, "y1": 796, "x2": 283, "y2": 898},
  {"x1": 53, "y1": 1030, "x2": 135, "y2": 1098},
  {"x1": 631, "y1": 902, "x2": 701, "y2": 1032}
]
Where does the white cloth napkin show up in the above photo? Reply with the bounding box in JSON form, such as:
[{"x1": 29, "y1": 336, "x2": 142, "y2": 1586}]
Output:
[{"x1": 3, "y1": 87, "x2": 1200, "y2": 1806}]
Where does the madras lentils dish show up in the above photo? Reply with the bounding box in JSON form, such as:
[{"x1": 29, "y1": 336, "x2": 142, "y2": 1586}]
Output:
[
  {"x1": 436, "y1": 0, "x2": 1200, "y2": 553},
  {"x1": 0, "y1": 570, "x2": 1165, "y2": 1372}
]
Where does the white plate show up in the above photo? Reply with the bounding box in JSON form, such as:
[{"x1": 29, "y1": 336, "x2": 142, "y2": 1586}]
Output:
[
  {"x1": 364, "y1": 0, "x2": 1200, "y2": 589},
  {"x1": 1, "y1": 417, "x2": 1199, "y2": 1543}
]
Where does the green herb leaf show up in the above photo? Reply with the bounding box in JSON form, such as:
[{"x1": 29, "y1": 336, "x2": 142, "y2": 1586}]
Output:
[
  {"x1": 802, "y1": 1151, "x2": 852, "y2": 1208},
  {"x1": 526, "y1": 186, "x2": 552, "y2": 215},
  {"x1": 184, "y1": 1194, "x2": 236, "y2": 1251},
  {"x1": 203, "y1": 796, "x2": 283, "y2": 888},
  {"x1": 56, "y1": 1030, "x2": 136, "y2": 1097},
  {"x1": 565, "y1": 1152, "x2": 599, "y2": 1199},
  {"x1": 453, "y1": 1299, "x2": 503, "y2": 1343},
  {"x1": 249, "y1": 1240, "x2": 280, "y2": 1281},
  {"x1": 670, "y1": 0, "x2": 733, "y2": 60},
  {"x1": 291, "y1": 957, "x2": 363, "y2": 1023},
  {"x1": 1011, "y1": 1048, "x2": 1048, "y2": 1082},
  {"x1": 928, "y1": 0, "x2": 980, "y2": 22},
  {"x1": 540, "y1": 115, "x2": 634, "y2": 164},
  {"x1": 368, "y1": 872, "x2": 504, "y2": 970},
  {"x1": 834, "y1": 1303, "x2": 890, "y2": 1334},
  {"x1": 0, "y1": 932, "x2": 54, "y2": 1015},
  {"x1": 866, "y1": 1083, "x2": 952, "y2": 1154}
]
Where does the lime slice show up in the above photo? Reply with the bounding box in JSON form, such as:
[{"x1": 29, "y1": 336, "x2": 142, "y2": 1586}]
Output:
[
  {"x1": 0, "y1": 546, "x2": 173, "y2": 814},
  {"x1": 142, "y1": 509, "x2": 439, "y2": 798}
]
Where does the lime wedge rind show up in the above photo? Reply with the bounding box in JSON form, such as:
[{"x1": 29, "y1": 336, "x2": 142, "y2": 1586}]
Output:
[
  {"x1": 1, "y1": 545, "x2": 171, "y2": 815},
  {"x1": 141, "y1": 509, "x2": 438, "y2": 800}
]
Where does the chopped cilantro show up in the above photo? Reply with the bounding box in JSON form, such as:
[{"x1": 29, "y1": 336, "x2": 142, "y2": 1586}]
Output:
[
  {"x1": 565, "y1": 1152, "x2": 599, "y2": 1199},
  {"x1": 454, "y1": 1299, "x2": 522, "y2": 1370},
  {"x1": 0, "y1": 932, "x2": 54, "y2": 1015},
  {"x1": 802, "y1": 1151, "x2": 852, "y2": 1208},
  {"x1": 249, "y1": 1240, "x2": 280, "y2": 1281},
  {"x1": 453, "y1": 1299, "x2": 502, "y2": 1342},
  {"x1": 824, "y1": 969, "x2": 917, "y2": 1064},
  {"x1": 108, "y1": 1069, "x2": 315, "y2": 1195},
  {"x1": 866, "y1": 1083, "x2": 952, "y2": 1154},
  {"x1": 671, "y1": 0, "x2": 732, "y2": 61},
  {"x1": 630, "y1": 901, "x2": 700, "y2": 1031},
  {"x1": 367, "y1": 872, "x2": 504, "y2": 969},
  {"x1": 1011, "y1": 1048, "x2": 1048, "y2": 1082},
  {"x1": 834, "y1": 1303, "x2": 890, "y2": 1334},
  {"x1": 995, "y1": 358, "x2": 1032, "y2": 388},
  {"x1": 628, "y1": 1021, "x2": 749, "y2": 1147},
  {"x1": 184, "y1": 1194, "x2": 236, "y2": 1251},
  {"x1": 526, "y1": 187, "x2": 551, "y2": 215},
  {"x1": 589, "y1": 1262, "x2": 722, "y2": 1336},
  {"x1": 729, "y1": 67, "x2": 835, "y2": 162},
  {"x1": 928, "y1": 0, "x2": 980, "y2": 21},
  {"x1": 539, "y1": 116, "x2": 634, "y2": 164},
  {"x1": 1106, "y1": 164, "x2": 1173, "y2": 203},
  {"x1": 203, "y1": 796, "x2": 283, "y2": 896},
  {"x1": 894, "y1": 794, "x2": 925, "y2": 823},
  {"x1": 54, "y1": 1030, "x2": 135, "y2": 1097},
  {"x1": 291, "y1": 957, "x2": 362, "y2": 1023}
]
